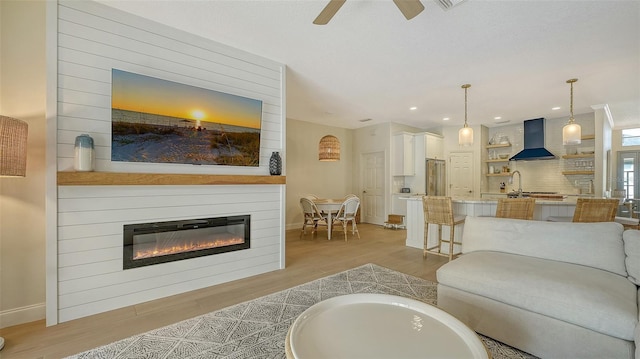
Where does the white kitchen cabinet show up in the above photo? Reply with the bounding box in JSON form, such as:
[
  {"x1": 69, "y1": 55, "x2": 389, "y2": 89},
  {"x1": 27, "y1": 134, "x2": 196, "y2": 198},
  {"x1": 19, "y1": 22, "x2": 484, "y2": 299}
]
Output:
[
  {"x1": 393, "y1": 133, "x2": 415, "y2": 176},
  {"x1": 425, "y1": 133, "x2": 444, "y2": 159}
]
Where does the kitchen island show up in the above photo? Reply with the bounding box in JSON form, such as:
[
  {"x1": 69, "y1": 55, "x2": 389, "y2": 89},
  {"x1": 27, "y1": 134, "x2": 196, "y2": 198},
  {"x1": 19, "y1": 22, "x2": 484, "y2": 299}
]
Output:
[{"x1": 403, "y1": 196, "x2": 579, "y2": 251}]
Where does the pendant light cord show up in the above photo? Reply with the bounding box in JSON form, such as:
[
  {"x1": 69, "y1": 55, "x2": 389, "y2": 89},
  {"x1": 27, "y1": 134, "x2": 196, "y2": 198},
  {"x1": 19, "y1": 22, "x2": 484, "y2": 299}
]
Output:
[
  {"x1": 570, "y1": 81, "x2": 574, "y2": 120},
  {"x1": 567, "y1": 79, "x2": 578, "y2": 124},
  {"x1": 462, "y1": 84, "x2": 471, "y2": 128}
]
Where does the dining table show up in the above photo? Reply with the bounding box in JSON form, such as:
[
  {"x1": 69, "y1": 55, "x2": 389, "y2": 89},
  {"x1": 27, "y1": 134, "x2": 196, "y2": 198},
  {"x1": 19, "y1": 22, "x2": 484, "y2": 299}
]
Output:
[{"x1": 312, "y1": 198, "x2": 343, "y2": 240}]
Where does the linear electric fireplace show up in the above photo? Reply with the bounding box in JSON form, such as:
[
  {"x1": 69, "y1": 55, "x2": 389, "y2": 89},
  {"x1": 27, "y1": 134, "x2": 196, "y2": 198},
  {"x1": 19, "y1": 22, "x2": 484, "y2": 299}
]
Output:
[{"x1": 123, "y1": 215, "x2": 250, "y2": 269}]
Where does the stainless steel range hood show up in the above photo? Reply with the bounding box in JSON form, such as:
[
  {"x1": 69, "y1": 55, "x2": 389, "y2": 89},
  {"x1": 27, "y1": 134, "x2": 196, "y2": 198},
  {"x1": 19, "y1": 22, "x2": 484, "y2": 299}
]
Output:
[{"x1": 509, "y1": 118, "x2": 556, "y2": 161}]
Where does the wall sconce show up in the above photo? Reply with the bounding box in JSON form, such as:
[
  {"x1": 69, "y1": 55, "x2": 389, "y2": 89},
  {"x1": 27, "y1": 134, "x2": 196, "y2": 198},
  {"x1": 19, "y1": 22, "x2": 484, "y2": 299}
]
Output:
[
  {"x1": 0, "y1": 115, "x2": 28, "y2": 177},
  {"x1": 562, "y1": 78, "x2": 581, "y2": 145},
  {"x1": 319, "y1": 135, "x2": 340, "y2": 161},
  {"x1": 458, "y1": 84, "x2": 473, "y2": 146}
]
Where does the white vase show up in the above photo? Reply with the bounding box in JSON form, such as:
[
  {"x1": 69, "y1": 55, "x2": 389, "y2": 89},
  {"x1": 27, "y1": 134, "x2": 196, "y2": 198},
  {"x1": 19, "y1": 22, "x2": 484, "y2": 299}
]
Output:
[{"x1": 74, "y1": 134, "x2": 95, "y2": 172}]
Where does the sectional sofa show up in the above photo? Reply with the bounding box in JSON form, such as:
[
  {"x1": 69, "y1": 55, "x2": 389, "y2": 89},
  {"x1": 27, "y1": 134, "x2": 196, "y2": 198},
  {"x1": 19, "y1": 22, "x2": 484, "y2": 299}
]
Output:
[{"x1": 436, "y1": 216, "x2": 639, "y2": 358}]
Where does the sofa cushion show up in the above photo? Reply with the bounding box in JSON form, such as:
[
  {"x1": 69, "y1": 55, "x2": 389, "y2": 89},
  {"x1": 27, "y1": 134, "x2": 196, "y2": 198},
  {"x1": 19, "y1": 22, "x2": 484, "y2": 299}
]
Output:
[
  {"x1": 461, "y1": 216, "x2": 627, "y2": 276},
  {"x1": 623, "y1": 229, "x2": 640, "y2": 285},
  {"x1": 437, "y1": 251, "x2": 638, "y2": 340}
]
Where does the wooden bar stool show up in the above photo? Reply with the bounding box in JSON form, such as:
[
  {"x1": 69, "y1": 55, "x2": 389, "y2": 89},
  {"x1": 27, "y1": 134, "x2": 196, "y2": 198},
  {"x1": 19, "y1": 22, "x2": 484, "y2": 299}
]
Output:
[
  {"x1": 496, "y1": 198, "x2": 536, "y2": 220},
  {"x1": 422, "y1": 196, "x2": 465, "y2": 261},
  {"x1": 572, "y1": 198, "x2": 619, "y2": 222}
]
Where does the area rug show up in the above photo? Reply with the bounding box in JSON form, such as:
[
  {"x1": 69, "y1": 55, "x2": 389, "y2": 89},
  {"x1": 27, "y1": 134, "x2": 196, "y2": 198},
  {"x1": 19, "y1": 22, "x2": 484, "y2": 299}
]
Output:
[{"x1": 66, "y1": 263, "x2": 537, "y2": 359}]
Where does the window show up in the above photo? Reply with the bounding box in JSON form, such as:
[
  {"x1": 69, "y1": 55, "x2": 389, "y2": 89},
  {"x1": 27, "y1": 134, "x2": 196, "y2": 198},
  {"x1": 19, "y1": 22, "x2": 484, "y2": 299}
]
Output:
[
  {"x1": 618, "y1": 151, "x2": 639, "y2": 200},
  {"x1": 622, "y1": 128, "x2": 640, "y2": 146}
]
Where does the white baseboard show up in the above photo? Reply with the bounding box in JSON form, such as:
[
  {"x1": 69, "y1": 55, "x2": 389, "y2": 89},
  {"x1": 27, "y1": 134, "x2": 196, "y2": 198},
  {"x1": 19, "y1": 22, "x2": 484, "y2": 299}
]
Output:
[
  {"x1": 285, "y1": 223, "x2": 303, "y2": 231},
  {"x1": 0, "y1": 303, "x2": 45, "y2": 329}
]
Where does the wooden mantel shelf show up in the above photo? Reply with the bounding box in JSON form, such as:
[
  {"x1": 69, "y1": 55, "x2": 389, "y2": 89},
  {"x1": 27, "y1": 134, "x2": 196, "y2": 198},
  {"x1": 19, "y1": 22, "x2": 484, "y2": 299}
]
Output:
[{"x1": 57, "y1": 171, "x2": 286, "y2": 186}]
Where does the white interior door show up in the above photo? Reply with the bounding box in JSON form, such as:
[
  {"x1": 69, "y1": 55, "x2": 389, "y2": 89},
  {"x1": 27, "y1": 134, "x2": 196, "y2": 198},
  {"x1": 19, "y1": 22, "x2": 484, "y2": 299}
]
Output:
[
  {"x1": 449, "y1": 152, "x2": 474, "y2": 198},
  {"x1": 362, "y1": 152, "x2": 385, "y2": 225}
]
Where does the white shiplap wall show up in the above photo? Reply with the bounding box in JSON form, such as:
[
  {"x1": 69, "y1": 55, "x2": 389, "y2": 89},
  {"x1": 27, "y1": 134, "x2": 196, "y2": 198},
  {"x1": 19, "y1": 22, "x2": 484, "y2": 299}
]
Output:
[{"x1": 55, "y1": 1, "x2": 285, "y2": 323}]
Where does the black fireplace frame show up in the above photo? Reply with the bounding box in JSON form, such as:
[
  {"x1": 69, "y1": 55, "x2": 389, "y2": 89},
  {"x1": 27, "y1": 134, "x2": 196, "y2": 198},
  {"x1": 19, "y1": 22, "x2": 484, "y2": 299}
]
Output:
[{"x1": 123, "y1": 215, "x2": 250, "y2": 270}]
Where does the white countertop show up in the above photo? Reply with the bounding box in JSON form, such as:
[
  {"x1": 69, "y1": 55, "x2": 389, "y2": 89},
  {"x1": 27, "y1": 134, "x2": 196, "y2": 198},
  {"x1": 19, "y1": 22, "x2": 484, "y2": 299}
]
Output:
[
  {"x1": 403, "y1": 196, "x2": 579, "y2": 205},
  {"x1": 481, "y1": 191, "x2": 593, "y2": 198}
]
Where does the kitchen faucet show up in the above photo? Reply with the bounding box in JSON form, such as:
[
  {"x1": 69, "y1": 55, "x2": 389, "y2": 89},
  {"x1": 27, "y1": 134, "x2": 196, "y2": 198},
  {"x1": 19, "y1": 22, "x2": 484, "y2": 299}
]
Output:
[{"x1": 509, "y1": 170, "x2": 523, "y2": 197}]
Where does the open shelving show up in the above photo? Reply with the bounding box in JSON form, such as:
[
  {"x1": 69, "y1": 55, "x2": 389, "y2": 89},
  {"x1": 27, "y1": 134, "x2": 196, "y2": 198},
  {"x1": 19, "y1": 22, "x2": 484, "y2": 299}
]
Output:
[
  {"x1": 562, "y1": 153, "x2": 594, "y2": 159},
  {"x1": 485, "y1": 143, "x2": 512, "y2": 176},
  {"x1": 561, "y1": 134, "x2": 595, "y2": 177},
  {"x1": 485, "y1": 143, "x2": 511, "y2": 149},
  {"x1": 561, "y1": 170, "x2": 595, "y2": 176}
]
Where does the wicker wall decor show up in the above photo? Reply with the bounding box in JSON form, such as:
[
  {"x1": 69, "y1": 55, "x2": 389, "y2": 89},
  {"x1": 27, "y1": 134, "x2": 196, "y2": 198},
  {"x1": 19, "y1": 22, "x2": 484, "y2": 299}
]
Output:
[
  {"x1": 0, "y1": 116, "x2": 28, "y2": 177},
  {"x1": 319, "y1": 135, "x2": 340, "y2": 161}
]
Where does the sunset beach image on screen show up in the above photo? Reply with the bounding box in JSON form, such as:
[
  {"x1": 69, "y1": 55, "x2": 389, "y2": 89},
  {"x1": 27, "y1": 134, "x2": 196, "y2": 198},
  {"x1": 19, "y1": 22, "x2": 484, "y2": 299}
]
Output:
[{"x1": 111, "y1": 69, "x2": 263, "y2": 167}]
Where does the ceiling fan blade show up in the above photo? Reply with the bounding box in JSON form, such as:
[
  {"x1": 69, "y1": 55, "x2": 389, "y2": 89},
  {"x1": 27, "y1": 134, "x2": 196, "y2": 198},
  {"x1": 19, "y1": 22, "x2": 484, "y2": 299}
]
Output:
[
  {"x1": 313, "y1": 0, "x2": 347, "y2": 25},
  {"x1": 393, "y1": 0, "x2": 425, "y2": 20}
]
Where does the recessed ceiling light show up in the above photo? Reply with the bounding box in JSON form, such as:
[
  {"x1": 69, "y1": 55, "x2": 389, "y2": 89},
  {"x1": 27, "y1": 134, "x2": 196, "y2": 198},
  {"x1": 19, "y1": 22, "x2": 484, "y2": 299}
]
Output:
[
  {"x1": 410, "y1": 106, "x2": 417, "y2": 111},
  {"x1": 494, "y1": 116, "x2": 502, "y2": 120},
  {"x1": 443, "y1": 117, "x2": 450, "y2": 121},
  {"x1": 552, "y1": 106, "x2": 561, "y2": 110}
]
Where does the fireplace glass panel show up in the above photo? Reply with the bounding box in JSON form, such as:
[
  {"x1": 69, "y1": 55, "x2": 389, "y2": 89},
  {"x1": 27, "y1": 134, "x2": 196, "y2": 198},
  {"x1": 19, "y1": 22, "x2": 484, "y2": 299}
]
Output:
[
  {"x1": 123, "y1": 215, "x2": 250, "y2": 269},
  {"x1": 132, "y1": 224, "x2": 245, "y2": 260}
]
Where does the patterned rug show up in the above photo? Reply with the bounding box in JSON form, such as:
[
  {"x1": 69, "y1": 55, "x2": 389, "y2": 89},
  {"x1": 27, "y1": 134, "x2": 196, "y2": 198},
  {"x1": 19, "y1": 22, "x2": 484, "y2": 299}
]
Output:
[{"x1": 66, "y1": 263, "x2": 537, "y2": 359}]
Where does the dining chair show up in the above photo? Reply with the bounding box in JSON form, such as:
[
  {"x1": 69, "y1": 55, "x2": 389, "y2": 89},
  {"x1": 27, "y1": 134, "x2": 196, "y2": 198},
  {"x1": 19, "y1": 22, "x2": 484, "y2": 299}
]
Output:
[
  {"x1": 332, "y1": 197, "x2": 360, "y2": 241},
  {"x1": 572, "y1": 198, "x2": 619, "y2": 223},
  {"x1": 343, "y1": 194, "x2": 360, "y2": 220},
  {"x1": 422, "y1": 196, "x2": 465, "y2": 261},
  {"x1": 299, "y1": 197, "x2": 328, "y2": 238},
  {"x1": 305, "y1": 194, "x2": 330, "y2": 215},
  {"x1": 495, "y1": 198, "x2": 536, "y2": 220}
]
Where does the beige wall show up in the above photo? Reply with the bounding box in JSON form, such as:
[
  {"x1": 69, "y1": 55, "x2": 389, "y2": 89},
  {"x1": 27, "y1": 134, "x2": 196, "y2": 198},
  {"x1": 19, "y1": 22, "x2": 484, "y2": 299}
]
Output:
[
  {"x1": 285, "y1": 119, "x2": 354, "y2": 229},
  {"x1": 0, "y1": 0, "x2": 47, "y2": 328}
]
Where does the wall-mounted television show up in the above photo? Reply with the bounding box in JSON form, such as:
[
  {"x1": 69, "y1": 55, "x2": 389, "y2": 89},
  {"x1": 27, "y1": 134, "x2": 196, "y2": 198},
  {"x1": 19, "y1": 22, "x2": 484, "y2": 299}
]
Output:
[{"x1": 111, "y1": 69, "x2": 262, "y2": 167}]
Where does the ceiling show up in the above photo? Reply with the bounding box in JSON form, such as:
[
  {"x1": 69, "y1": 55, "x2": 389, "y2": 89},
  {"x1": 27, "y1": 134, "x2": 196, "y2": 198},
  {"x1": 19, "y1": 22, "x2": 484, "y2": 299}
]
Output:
[{"x1": 101, "y1": 0, "x2": 640, "y2": 130}]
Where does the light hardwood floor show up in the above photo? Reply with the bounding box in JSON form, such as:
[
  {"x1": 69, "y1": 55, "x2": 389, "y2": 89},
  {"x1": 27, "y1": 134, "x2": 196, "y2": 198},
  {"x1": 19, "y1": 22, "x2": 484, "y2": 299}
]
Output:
[{"x1": 0, "y1": 224, "x2": 447, "y2": 359}]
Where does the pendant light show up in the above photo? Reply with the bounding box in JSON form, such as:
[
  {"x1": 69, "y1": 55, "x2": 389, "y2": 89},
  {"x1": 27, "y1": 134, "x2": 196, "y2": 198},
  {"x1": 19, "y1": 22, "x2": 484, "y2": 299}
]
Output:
[
  {"x1": 458, "y1": 84, "x2": 473, "y2": 146},
  {"x1": 562, "y1": 78, "x2": 581, "y2": 145},
  {"x1": 318, "y1": 135, "x2": 340, "y2": 161}
]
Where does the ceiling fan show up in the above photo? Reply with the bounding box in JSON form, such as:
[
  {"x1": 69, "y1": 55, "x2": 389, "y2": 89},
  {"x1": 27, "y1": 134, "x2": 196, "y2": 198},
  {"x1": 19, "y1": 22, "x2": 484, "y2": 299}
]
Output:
[{"x1": 313, "y1": 0, "x2": 425, "y2": 25}]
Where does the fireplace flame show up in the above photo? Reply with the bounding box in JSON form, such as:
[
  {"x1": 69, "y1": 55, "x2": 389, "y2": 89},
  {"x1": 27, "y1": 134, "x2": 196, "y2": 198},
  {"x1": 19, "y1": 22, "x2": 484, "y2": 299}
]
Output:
[{"x1": 133, "y1": 236, "x2": 244, "y2": 260}]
